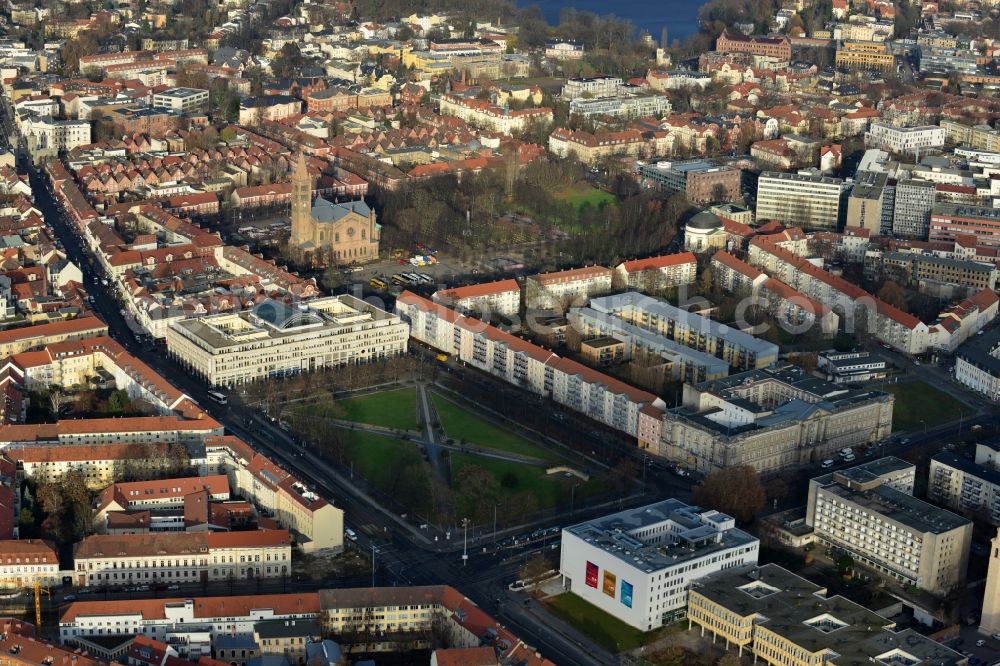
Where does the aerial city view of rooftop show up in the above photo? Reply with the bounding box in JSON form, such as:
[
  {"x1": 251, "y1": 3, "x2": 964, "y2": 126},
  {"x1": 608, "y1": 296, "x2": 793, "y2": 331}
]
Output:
[{"x1": 0, "y1": 0, "x2": 1000, "y2": 664}]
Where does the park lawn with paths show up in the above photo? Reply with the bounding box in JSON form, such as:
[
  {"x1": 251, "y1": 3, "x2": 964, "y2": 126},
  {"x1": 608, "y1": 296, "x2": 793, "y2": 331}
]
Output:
[
  {"x1": 449, "y1": 452, "x2": 603, "y2": 511},
  {"x1": 880, "y1": 380, "x2": 968, "y2": 432},
  {"x1": 298, "y1": 388, "x2": 418, "y2": 431},
  {"x1": 343, "y1": 431, "x2": 435, "y2": 516},
  {"x1": 545, "y1": 592, "x2": 664, "y2": 652},
  {"x1": 344, "y1": 431, "x2": 422, "y2": 489},
  {"x1": 431, "y1": 393, "x2": 552, "y2": 460},
  {"x1": 553, "y1": 183, "x2": 617, "y2": 212}
]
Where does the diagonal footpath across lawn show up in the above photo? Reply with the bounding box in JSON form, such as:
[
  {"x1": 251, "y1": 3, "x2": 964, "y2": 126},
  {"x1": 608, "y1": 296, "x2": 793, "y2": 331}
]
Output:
[{"x1": 430, "y1": 393, "x2": 552, "y2": 459}]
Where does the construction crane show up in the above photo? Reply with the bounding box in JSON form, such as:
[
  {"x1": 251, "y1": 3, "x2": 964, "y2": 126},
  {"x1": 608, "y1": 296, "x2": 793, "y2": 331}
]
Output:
[{"x1": 33, "y1": 582, "x2": 50, "y2": 628}]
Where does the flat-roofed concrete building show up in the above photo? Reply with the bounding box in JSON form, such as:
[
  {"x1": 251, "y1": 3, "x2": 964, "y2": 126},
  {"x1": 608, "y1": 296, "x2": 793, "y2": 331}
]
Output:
[
  {"x1": 929, "y1": 443, "x2": 1000, "y2": 526},
  {"x1": 756, "y1": 171, "x2": 844, "y2": 230},
  {"x1": 152, "y1": 87, "x2": 209, "y2": 112},
  {"x1": 638, "y1": 160, "x2": 742, "y2": 204},
  {"x1": 846, "y1": 170, "x2": 890, "y2": 234},
  {"x1": 569, "y1": 305, "x2": 731, "y2": 383},
  {"x1": 167, "y1": 296, "x2": 408, "y2": 387},
  {"x1": 687, "y1": 563, "x2": 966, "y2": 665},
  {"x1": 658, "y1": 366, "x2": 893, "y2": 475},
  {"x1": 806, "y1": 457, "x2": 971, "y2": 595},
  {"x1": 865, "y1": 122, "x2": 945, "y2": 156},
  {"x1": 892, "y1": 179, "x2": 937, "y2": 238},
  {"x1": 586, "y1": 292, "x2": 779, "y2": 371},
  {"x1": 559, "y1": 499, "x2": 759, "y2": 631},
  {"x1": 817, "y1": 350, "x2": 888, "y2": 383},
  {"x1": 930, "y1": 203, "x2": 1000, "y2": 248}
]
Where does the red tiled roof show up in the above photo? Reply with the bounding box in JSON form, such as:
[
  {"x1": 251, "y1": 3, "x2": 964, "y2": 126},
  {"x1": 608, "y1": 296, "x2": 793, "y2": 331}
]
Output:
[
  {"x1": 61, "y1": 592, "x2": 321, "y2": 622},
  {"x1": 619, "y1": 252, "x2": 697, "y2": 273},
  {"x1": 435, "y1": 279, "x2": 520, "y2": 301}
]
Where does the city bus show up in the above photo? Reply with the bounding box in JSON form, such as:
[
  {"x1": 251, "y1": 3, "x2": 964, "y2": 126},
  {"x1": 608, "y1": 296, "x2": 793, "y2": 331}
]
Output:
[{"x1": 207, "y1": 390, "x2": 228, "y2": 405}]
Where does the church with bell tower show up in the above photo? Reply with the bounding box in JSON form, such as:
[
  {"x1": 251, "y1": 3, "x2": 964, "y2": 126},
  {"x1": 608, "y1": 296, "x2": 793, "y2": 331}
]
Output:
[{"x1": 289, "y1": 153, "x2": 380, "y2": 263}]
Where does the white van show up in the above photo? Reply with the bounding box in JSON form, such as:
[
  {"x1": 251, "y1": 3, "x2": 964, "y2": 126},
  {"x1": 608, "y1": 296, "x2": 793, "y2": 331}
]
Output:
[
  {"x1": 345, "y1": 528, "x2": 357, "y2": 541},
  {"x1": 821, "y1": 459, "x2": 835, "y2": 469}
]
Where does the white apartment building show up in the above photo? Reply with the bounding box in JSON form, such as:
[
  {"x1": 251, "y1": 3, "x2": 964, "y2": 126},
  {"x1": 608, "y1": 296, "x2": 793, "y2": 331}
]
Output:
[
  {"x1": 756, "y1": 172, "x2": 845, "y2": 230},
  {"x1": 438, "y1": 93, "x2": 553, "y2": 134},
  {"x1": 613, "y1": 252, "x2": 697, "y2": 292},
  {"x1": 806, "y1": 457, "x2": 971, "y2": 595},
  {"x1": 559, "y1": 499, "x2": 759, "y2": 631},
  {"x1": 152, "y1": 87, "x2": 210, "y2": 112},
  {"x1": 525, "y1": 266, "x2": 614, "y2": 310},
  {"x1": 955, "y1": 327, "x2": 1000, "y2": 401},
  {"x1": 0, "y1": 539, "x2": 60, "y2": 589},
  {"x1": 864, "y1": 123, "x2": 946, "y2": 157},
  {"x1": 60, "y1": 593, "x2": 322, "y2": 646},
  {"x1": 72, "y1": 530, "x2": 292, "y2": 587},
  {"x1": 395, "y1": 292, "x2": 665, "y2": 437},
  {"x1": 560, "y1": 76, "x2": 622, "y2": 99},
  {"x1": 929, "y1": 441, "x2": 1000, "y2": 525},
  {"x1": 432, "y1": 279, "x2": 521, "y2": 318},
  {"x1": 568, "y1": 94, "x2": 672, "y2": 119},
  {"x1": 166, "y1": 296, "x2": 409, "y2": 387}
]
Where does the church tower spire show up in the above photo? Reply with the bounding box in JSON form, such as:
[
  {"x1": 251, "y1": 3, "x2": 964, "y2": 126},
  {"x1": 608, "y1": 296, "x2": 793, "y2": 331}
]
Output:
[
  {"x1": 290, "y1": 152, "x2": 311, "y2": 247},
  {"x1": 982, "y1": 527, "x2": 1000, "y2": 635}
]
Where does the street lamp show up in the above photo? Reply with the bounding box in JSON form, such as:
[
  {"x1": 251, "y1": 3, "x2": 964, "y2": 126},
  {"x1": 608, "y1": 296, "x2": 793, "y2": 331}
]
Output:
[{"x1": 462, "y1": 518, "x2": 469, "y2": 567}]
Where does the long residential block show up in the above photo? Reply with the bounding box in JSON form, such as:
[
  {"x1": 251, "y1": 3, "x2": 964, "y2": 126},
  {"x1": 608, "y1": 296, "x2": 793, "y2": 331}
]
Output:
[
  {"x1": 395, "y1": 292, "x2": 665, "y2": 437},
  {"x1": 587, "y1": 292, "x2": 779, "y2": 371}
]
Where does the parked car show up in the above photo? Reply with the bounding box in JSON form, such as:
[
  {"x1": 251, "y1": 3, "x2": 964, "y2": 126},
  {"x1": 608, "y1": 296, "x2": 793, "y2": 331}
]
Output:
[{"x1": 821, "y1": 459, "x2": 835, "y2": 469}]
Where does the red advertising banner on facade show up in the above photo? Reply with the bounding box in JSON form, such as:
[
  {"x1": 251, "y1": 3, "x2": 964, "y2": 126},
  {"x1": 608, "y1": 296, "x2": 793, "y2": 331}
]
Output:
[{"x1": 585, "y1": 561, "x2": 599, "y2": 588}]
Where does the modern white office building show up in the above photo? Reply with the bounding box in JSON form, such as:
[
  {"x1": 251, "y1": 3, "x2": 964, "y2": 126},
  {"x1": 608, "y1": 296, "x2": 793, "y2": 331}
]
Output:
[
  {"x1": 152, "y1": 87, "x2": 210, "y2": 112},
  {"x1": 167, "y1": 296, "x2": 409, "y2": 386},
  {"x1": 806, "y1": 457, "x2": 972, "y2": 595},
  {"x1": 864, "y1": 123, "x2": 946, "y2": 157},
  {"x1": 559, "y1": 499, "x2": 759, "y2": 630}
]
